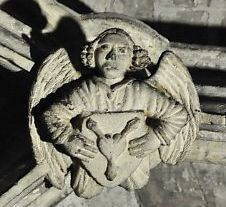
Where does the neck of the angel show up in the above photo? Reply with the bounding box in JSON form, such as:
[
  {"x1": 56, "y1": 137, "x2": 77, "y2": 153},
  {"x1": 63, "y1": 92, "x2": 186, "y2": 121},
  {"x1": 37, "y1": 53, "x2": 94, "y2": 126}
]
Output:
[{"x1": 99, "y1": 76, "x2": 124, "y2": 86}]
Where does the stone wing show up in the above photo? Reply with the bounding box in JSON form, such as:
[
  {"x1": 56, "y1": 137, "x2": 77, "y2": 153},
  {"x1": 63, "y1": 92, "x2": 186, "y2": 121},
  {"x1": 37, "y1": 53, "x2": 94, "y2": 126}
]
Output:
[
  {"x1": 29, "y1": 48, "x2": 81, "y2": 188},
  {"x1": 146, "y1": 51, "x2": 200, "y2": 164}
]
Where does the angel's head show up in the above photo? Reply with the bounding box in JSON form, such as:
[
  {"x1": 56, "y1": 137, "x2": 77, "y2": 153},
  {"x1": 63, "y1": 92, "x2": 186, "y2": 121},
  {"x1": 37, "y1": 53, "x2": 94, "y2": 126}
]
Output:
[{"x1": 81, "y1": 28, "x2": 151, "y2": 79}]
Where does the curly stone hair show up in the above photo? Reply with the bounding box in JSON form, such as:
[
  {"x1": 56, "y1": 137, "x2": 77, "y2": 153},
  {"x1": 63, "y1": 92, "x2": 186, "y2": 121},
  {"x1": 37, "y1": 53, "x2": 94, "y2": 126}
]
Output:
[{"x1": 81, "y1": 28, "x2": 152, "y2": 70}]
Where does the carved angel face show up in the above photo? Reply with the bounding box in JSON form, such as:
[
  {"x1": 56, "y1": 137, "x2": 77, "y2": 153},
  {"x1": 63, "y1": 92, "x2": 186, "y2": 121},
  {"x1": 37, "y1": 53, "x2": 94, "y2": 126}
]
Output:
[{"x1": 95, "y1": 33, "x2": 133, "y2": 79}]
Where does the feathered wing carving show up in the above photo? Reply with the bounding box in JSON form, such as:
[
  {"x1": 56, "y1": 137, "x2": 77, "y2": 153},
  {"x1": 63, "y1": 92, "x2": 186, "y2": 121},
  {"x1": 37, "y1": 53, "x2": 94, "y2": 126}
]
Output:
[
  {"x1": 146, "y1": 51, "x2": 200, "y2": 164},
  {"x1": 29, "y1": 48, "x2": 81, "y2": 188}
]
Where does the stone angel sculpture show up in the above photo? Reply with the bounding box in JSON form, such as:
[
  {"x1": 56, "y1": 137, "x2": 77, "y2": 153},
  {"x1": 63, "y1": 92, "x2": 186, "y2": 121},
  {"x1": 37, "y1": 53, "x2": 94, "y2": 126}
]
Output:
[{"x1": 29, "y1": 27, "x2": 200, "y2": 198}]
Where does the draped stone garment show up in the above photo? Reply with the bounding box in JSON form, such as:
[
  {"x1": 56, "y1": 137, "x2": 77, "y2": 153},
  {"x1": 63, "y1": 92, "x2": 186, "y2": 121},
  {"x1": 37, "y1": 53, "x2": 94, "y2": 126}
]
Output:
[{"x1": 40, "y1": 76, "x2": 188, "y2": 196}]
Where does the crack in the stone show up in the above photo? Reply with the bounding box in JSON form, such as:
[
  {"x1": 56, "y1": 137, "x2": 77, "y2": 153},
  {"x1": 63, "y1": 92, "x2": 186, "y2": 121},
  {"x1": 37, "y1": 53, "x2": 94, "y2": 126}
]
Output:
[{"x1": 190, "y1": 163, "x2": 210, "y2": 207}]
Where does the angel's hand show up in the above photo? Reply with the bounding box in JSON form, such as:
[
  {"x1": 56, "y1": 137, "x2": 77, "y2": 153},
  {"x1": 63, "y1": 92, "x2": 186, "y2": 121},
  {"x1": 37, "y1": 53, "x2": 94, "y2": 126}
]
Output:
[
  {"x1": 128, "y1": 130, "x2": 161, "y2": 158},
  {"x1": 63, "y1": 133, "x2": 98, "y2": 163},
  {"x1": 121, "y1": 117, "x2": 141, "y2": 137}
]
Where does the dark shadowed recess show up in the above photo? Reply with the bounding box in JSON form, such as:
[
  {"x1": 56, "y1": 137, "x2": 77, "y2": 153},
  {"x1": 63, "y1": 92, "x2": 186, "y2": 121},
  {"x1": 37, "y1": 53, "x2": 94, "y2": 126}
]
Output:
[
  {"x1": 188, "y1": 67, "x2": 226, "y2": 87},
  {"x1": 143, "y1": 21, "x2": 226, "y2": 47},
  {"x1": 57, "y1": 0, "x2": 93, "y2": 14},
  {"x1": 0, "y1": 66, "x2": 35, "y2": 195},
  {"x1": 199, "y1": 96, "x2": 226, "y2": 115},
  {"x1": 188, "y1": 67, "x2": 226, "y2": 115},
  {"x1": 0, "y1": 0, "x2": 47, "y2": 30}
]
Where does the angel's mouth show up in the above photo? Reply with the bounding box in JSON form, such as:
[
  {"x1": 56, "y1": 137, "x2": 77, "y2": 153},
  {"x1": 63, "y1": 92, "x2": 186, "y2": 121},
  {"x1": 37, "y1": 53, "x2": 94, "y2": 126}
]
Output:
[
  {"x1": 106, "y1": 66, "x2": 117, "y2": 70},
  {"x1": 103, "y1": 64, "x2": 117, "y2": 70}
]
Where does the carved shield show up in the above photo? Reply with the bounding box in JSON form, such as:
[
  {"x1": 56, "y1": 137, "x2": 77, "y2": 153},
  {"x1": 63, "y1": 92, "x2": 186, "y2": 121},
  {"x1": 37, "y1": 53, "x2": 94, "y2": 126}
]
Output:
[{"x1": 80, "y1": 111, "x2": 147, "y2": 188}]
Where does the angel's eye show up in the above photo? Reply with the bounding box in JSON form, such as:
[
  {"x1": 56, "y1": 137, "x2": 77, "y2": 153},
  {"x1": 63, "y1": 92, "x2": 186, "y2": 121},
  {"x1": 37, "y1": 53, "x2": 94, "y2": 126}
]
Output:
[
  {"x1": 100, "y1": 44, "x2": 109, "y2": 50},
  {"x1": 118, "y1": 47, "x2": 127, "y2": 54}
]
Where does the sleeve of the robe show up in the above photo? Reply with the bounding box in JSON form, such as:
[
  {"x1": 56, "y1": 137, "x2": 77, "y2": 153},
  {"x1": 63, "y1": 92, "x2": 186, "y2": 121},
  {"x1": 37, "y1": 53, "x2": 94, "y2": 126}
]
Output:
[
  {"x1": 144, "y1": 84, "x2": 188, "y2": 146},
  {"x1": 40, "y1": 88, "x2": 85, "y2": 145}
]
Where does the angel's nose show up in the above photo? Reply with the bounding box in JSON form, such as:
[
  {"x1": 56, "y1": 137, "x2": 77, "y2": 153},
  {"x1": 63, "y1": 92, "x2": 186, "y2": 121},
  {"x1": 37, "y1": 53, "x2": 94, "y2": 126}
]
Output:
[{"x1": 106, "y1": 49, "x2": 116, "y2": 60}]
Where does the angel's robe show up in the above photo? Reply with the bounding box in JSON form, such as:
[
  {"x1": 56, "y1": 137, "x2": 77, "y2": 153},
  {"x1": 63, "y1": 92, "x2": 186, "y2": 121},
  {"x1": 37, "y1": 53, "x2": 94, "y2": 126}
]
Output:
[{"x1": 39, "y1": 76, "x2": 188, "y2": 196}]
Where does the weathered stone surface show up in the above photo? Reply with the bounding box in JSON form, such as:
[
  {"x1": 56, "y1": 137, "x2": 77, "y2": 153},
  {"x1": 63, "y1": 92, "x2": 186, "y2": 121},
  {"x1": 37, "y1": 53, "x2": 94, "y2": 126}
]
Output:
[
  {"x1": 81, "y1": 0, "x2": 226, "y2": 26},
  {"x1": 176, "y1": 10, "x2": 209, "y2": 25},
  {"x1": 188, "y1": 140, "x2": 226, "y2": 165},
  {"x1": 197, "y1": 86, "x2": 226, "y2": 99},
  {"x1": 221, "y1": 13, "x2": 226, "y2": 26},
  {"x1": 194, "y1": 0, "x2": 212, "y2": 7},
  {"x1": 55, "y1": 187, "x2": 140, "y2": 207},
  {"x1": 1, "y1": 0, "x2": 226, "y2": 206},
  {"x1": 0, "y1": 43, "x2": 33, "y2": 71},
  {"x1": 0, "y1": 164, "x2": 140, "y2": 207},
  {"x1": 173, "y1": 0, "x2": 195, "y2": 7},
  {"x1": 81, "y1": 0, "x2": 154, "y2": 18},
  {"x1": 170, "y1": 43, "x2": 226, "y2": 71},
  {"x1": 136, "y1": 162, "x2": 226, "y2": 207},
  {"x1": 209, "y1": 0, "x2": 226, "y2": 8},
  {"x1": 200, "y1": 112, "x2": 225, "y2": 125}
]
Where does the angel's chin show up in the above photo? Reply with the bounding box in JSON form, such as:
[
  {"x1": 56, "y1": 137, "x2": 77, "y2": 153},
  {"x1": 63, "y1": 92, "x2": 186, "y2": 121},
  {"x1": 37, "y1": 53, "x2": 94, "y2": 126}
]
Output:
[{"x1": 102, "y1": 70, "x2": 122, "y2": 78}]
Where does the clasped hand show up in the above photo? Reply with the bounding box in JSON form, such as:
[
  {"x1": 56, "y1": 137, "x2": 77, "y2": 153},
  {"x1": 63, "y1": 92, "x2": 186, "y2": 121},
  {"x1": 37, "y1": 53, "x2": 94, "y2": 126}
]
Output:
[
  {"x1": 62, "y1": 118, "x2": 161, "y2": 162},
  {"x1": 63, "y1": 132, "x2": 98, "y2": 163},
  {"x1": 128, "y1": 128, "x2": 161, "y2": 158}
]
